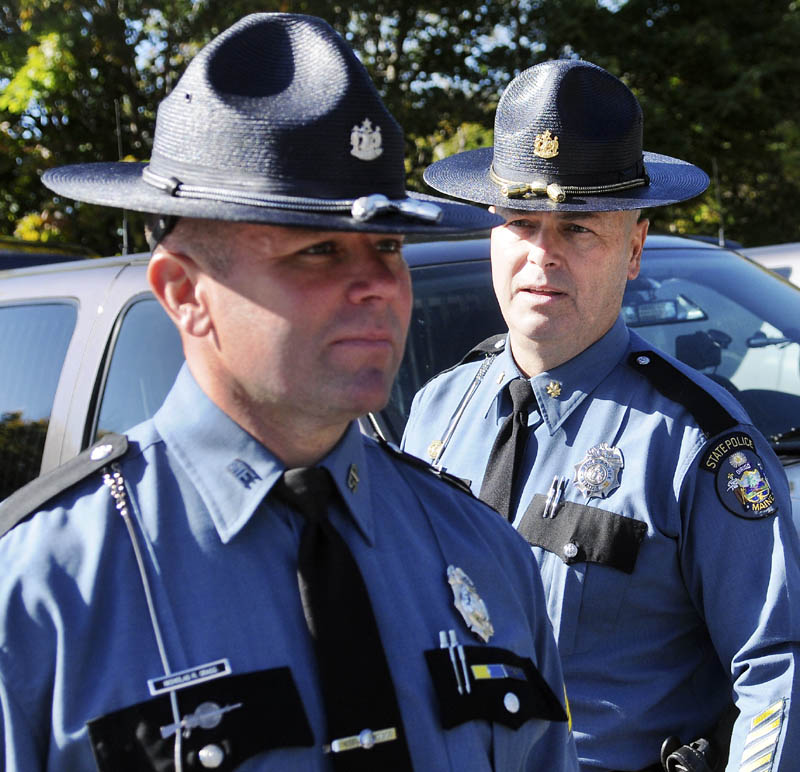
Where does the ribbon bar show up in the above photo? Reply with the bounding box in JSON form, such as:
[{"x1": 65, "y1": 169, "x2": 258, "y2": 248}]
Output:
[{"x1": 324, "y1": 727, "x2": 398, "y2": 753}]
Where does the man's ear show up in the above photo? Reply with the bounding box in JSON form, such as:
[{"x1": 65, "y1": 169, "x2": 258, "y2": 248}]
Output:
[
  {"x1": 147, "y1": 248, "x2": 213, "y2": 338},
  {"x1": 627, "y1": 216, "x2": 649, "y2": 280}
]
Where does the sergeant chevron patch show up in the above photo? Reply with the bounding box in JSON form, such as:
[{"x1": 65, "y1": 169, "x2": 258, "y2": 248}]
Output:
[{"x1": 738, "y1": 699, "x2": 784, "y2": 772}]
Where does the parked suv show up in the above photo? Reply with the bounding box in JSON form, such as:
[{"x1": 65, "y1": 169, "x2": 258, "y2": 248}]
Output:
[{"x1": 2, "y1": 235, "x2": 799, "y2": 525}]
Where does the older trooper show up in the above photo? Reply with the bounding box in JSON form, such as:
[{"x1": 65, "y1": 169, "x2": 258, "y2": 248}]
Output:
[
  {"x1": 402, "y1": 60, "x2": 800, "y2": 772},
  {"x1": 0, "y1": 15, "x2": 578, "y2": 772}
]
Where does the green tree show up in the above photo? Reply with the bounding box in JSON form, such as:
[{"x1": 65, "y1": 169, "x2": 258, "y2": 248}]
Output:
[
  {"x1": 2, "y1": 0, "x2": 799, "y2": 252},
  {"x1": 526, "y1": 0, "x2": 800, "y2": 244}
]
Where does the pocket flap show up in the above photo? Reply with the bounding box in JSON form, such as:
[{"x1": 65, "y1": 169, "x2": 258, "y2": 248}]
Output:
[{"x1": 425, "y1": 645, "x2": 567, "y2": 730}]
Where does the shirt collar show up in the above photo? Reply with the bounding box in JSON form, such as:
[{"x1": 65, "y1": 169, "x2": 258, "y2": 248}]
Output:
[
  {"x1": 533, "y1": 315, "x2": 630, "y2": 433},
  {"x1": 153, "y1": 365, "x2": 374, "y2": 545},
  {"x1": 479, "y1": 316, "x2": 630, "y2": 434}
]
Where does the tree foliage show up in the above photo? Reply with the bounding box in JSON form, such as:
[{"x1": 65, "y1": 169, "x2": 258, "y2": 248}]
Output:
[{"x1": 1, "y1": 0, "x2": 798, "y2": 254}]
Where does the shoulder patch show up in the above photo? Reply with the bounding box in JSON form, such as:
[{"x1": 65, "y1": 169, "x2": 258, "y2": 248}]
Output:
[
  {"x1": 701, "y1": 432, "x2": 778, "y2": 519},
  {"x1": 377, "y1": 437, "x2": 474, "y2": 497},
  {"x1": 627, "y1": 350, "x2": 738, "y2": 438},
  {"x1": 458, "y1": 333, "x2": 506, "y2": 365},
  {"x1": 0, "y1": 433, "x2": 129, "y2": 539}
]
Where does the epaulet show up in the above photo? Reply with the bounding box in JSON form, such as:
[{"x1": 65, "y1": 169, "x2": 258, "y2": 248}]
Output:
[
  {"x1": 0, "y1": 433, "x2": 129, "y2": 539},
  {"x1": 627, "y1": 350, "x2": 738, "y2": 438},
  {"x1": 417, "y1": 333, "x2": 506, "y2": 393},
  {"x1": 458, "y1": 333, "x2": 506, "y2": 365},
  {"x1": 376, "y1": 437, "x2": 474, "y2": 497}
]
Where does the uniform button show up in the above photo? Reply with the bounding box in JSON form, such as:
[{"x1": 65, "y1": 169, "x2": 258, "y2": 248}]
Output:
[
  {"x1": 427, "y1": 440, "x2": 443, "y2": 460},
  {"x1": 563, "y1": 542, "x2": 579, "y2": 559},
  {"x1": 504, "y1": 692, "x2": 520, "y2": 713},
  {"x1": 90, "y1": 444, "x2": 113, "y2": 461},
  {"x1": 198, "y1": 743, "x2": 225, "y2": 768},
  {"x1": 636, "y1": 355, "x2": 651, "y2": 366}
]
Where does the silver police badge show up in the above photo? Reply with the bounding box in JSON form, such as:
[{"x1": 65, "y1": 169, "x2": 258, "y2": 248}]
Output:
[
  {"x1": 573, "y1": 443, "x2": 623, "y2": 499},
  {"x1": 447, "y1": 565, "x2": 494, "y2": 642}
]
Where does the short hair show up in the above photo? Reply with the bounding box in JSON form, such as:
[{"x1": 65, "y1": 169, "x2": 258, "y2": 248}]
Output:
[{"x1": 151, "y1": 217, "x2": 233, "y2": 276}]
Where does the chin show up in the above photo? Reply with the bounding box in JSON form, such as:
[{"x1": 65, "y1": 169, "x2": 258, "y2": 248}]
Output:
[{"x1": 338, "y1": 374, "x2": 394, "y2": 415}]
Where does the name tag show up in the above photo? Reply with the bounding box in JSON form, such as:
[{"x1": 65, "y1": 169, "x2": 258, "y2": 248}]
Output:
[{"x1": 148, "y1": 658, "x2": 231, "y2": 696}]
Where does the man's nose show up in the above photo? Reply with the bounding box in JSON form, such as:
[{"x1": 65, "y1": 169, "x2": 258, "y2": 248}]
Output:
[
  {"x1": 347, "y1": 243, "x2": 407, "y2": 304},
  {"x1": 525, "y1": 228, "x2": 562, "y2": 267}
]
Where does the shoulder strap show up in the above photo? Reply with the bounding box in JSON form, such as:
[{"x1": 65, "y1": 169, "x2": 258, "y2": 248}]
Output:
[
  {"x1": 458, "y1": 333, "x2": 506, "y2": 365},
  {"x1": 376, "y1": 437, "x2": 475, "y2": 496},
  {"x1": 0, "y1": 433, "x2": 129, "y2": 539},
  {"x1": 628, "y1": 350, "x2": 738, "y2": 438}
]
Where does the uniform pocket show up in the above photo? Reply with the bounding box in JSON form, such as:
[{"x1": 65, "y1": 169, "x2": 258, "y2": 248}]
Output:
[
  {"x1": 424, "y1": 644, "x2": 567, "y2": 730},
  {"x1": 519, "y1": 494, "x2": 646, "y2": 655},
  {"x1": 87, "y1": 667, "x2": 313, "y2": 771}
]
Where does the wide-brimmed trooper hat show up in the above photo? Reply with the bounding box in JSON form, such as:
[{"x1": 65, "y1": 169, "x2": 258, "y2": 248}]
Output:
[
  {"x1": 43, "y1": 13, "x2": 500, "y2": 234},
  {"x1": 424, "y1": 59, "x2": 709, "y2": 212}
]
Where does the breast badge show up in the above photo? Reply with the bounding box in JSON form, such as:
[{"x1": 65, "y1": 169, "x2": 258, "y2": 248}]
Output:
[
  {"x1": 702, "y1": 432, "x2": 778, "y2": 519},
  {"x1": 447, "y1": 565, "x2": 494, "y2": 642},
  {"x1": 573, "y1": 443, "x2": 623, "y2": 499}
]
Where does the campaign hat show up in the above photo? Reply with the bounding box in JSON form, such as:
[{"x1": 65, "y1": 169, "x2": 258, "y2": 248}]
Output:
[
  {"x1": 423, "y1": 59, "x2": 709, "y2": 212},
  {"x1": 43, "y1": 13, "x2": 500, "y2": 234}
]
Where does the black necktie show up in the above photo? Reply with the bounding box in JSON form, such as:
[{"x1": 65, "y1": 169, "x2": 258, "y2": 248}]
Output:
[
  {"x1": 272, "y1": 467, "x2": 413, "y2": 770},
  {"x1": 479, "y1": 377, "x2": 536, "y2": 520}
]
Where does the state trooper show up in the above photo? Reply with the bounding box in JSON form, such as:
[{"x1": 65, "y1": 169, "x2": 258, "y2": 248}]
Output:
[
  {"x1": 402, "y1": 60, "x2": 800, "y2": 772},
  {"x1": 0, "y1": 14, "x2": 578, "y2": 771}
]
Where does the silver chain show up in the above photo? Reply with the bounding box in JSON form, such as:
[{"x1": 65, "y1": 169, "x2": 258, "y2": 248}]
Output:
[{"x1": 103, "y1": 463, "x2": 184, "y2": 771}]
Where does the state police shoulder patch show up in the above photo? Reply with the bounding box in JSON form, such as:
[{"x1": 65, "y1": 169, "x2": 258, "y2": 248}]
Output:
[{"x1": 701, "y1": 432, "x2": 778, "y2": 519}]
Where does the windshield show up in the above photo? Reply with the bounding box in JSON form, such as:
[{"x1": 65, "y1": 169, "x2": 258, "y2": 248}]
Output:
[{"x1": 383, "y1": 245, "x2": 800, "y2": 449}]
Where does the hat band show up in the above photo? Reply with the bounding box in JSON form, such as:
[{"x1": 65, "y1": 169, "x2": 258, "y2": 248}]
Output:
[
  {"x1": 489, "y1": 165, "x2": 649, "y2": 203},
  {"x1": 142, "y1": 167, "x2": 441, "y2": 223}
]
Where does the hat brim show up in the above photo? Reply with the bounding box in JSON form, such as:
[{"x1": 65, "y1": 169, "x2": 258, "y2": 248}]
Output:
[
  {"x1": 43, "y1": 162, "x2": 503, "y2": 234},
  {"x1": 423, "y1": 148, "x2": 709, "y2": 212}
]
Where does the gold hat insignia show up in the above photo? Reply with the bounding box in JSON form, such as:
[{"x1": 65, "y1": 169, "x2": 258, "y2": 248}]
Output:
[{"x1": 533, "y1": 129, "x2": 559, "y2": 159}]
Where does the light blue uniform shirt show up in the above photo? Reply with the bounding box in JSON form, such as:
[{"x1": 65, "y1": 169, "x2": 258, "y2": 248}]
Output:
[
  {"x1": 403, "y1": 316, "x2": 800, "y2": 772},
  {"x1": 0, "y1": 364, "x2": 577, "y2": 771}
]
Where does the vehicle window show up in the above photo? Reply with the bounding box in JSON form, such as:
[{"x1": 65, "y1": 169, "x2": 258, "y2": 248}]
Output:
[
  {"x1": 385, "y1": 260, "x2": 505, "y2": 440},
  {"x1": 625, "y1": 251, "x2": 800, "y2": 440},
  {"x1": 0, "y1": 302, "x2": 77, "y2": 500},
  {"x1": 94, "y1": 297, "x2": 184, "y2": 439},
  {"x1": 384, "y1": 247, "x2": 800, "y2": 446}
]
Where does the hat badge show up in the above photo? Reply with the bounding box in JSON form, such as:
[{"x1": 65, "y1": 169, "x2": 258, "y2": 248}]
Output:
[
  {"x1": 350, "y1": 117, "x2": 383, "y2": 161},
  {"x1": 533, "y1": 129, "x2": 559, "y2": 159}
]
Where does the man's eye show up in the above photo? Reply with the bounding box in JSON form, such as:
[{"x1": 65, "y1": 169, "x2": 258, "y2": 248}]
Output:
[
  {"x1": 302, "y1": 242, "x2": 337, "y2": 255},
  {"x1": 376, "y1": 239, "x2": 403, "y2": 253},
  {"x1": 565, "y1": 224, "x2": 591, "y2": 234}
]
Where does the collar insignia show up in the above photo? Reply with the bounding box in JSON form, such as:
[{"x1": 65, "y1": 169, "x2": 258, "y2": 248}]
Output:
[
  {"x1": 346, "y1": 463, "x2": 360, "y2": 493},
  {"x1": 545, "y1": 380, "x2": 562, "y2": 398},
  {"x1": 226, "y1": 459, "x2": 261, "y2": 489},
  {"x1": 350, "y1": 118, "x2": 383, "y2": 161},
  {"x1": 573, "y1": 443, "x2": 623, "y2": 499},
  {"x1": 533, "y1": 129, "x2": 559, "y2": 159},
  {"x1": 447, "y1": 565, "x2": 494, "y2": 642}
]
